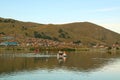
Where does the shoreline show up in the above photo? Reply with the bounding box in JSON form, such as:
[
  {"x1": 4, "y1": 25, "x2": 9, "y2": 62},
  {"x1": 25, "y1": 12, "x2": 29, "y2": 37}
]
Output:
[{"x1": 0, "y1": 46, "x2": 119, "y2": 52}]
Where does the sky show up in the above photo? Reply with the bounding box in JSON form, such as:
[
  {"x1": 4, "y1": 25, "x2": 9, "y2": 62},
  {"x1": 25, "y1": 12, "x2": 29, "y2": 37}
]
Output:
[{"x1": 0, "y1": 0, "x2": 120, "y2": 33}]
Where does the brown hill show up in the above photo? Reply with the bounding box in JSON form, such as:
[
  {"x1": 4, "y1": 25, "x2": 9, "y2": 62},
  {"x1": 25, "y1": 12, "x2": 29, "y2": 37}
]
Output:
[{"x1": 0, "y1": 17, "x2": 120, "y2": 46}]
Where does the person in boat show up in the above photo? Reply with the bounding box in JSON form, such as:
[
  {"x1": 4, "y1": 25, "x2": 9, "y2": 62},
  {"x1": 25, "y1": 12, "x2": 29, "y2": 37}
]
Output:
[
  {"x1": 58, "y1": 50, "x2": 63, "y2": 55},
  {"x1": 63, "y1": 51, "x2": 67, "y2": 57},
  {"x1": 57, "y1": 51, "x2": 63, "y2": 59}
]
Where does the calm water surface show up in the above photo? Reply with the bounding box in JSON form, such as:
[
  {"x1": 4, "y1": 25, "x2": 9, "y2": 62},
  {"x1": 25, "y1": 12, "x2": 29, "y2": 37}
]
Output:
[{"x1": 0, "y1": 51, "x2": 120, "y2": 80}]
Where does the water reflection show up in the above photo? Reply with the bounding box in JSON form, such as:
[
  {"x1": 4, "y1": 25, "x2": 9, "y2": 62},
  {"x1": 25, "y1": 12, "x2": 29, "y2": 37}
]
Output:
[
  {"x1": 0, "y1": 51, "x2": 120, "y2": 74},
  {"x1": 57, "y1": 56, "x2": 67, "y2": 66}
]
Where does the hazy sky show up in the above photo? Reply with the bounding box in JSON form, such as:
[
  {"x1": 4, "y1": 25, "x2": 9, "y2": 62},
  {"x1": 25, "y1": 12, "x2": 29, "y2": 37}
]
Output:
[{"x1": 0, "y1": 0, "x2": 120, "y2": 33}]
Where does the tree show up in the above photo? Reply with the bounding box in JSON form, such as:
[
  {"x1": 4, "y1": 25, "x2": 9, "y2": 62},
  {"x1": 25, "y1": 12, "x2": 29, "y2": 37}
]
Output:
[
  {"x1": 73, "y1": 40, "x2": 81, "y2": 45},
  {"x1": 34, "y1": 31, "x2": 42, "y2": 38},
  {"x1": 21, "y1": 26, "x2": 27, "y2": 30},
  {"x1": 59, "y1": 33, "x2": 65, "y2": 38},
  {"x1": 52, "y1": 37, "x2": 59, "y2": 41},
  {"x1": 0, "y1": 32, "x2": 5, "y2": 35},
  {"x1": 58, "y1": 29, "x2": 64, "y2": 33}
]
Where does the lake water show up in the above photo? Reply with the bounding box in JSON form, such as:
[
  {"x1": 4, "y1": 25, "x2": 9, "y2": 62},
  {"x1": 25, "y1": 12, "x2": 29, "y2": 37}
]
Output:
[{"x1": 0, "y1": 51, "x2": 120, "y2": 80}]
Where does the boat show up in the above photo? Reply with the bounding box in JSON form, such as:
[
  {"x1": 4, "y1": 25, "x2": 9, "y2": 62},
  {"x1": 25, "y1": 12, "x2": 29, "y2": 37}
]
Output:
[{"x1": 57, "y1": 51, "x2": 67, "y2": 59}]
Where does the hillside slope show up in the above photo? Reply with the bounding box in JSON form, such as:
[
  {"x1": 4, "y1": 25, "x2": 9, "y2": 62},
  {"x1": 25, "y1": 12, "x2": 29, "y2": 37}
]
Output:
[{"x1": 0, "y1": 17, "x2": 120, "y2": 46}]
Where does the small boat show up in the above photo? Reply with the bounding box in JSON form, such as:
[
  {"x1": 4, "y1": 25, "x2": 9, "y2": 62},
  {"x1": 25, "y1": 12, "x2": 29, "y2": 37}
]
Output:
[{"x1": 57, "y1": 51, "x2": 67, "y2": 59}]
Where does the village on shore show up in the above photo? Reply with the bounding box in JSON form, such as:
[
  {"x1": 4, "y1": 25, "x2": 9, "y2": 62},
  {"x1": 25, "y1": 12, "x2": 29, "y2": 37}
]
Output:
[{"x1": 0, "y1": 34, "x2": 120, "y2": 51}]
